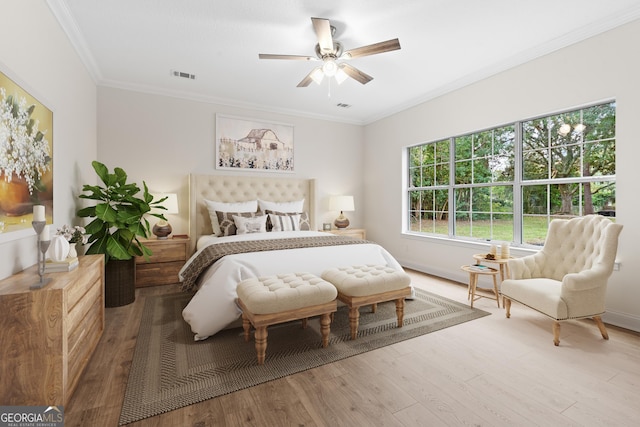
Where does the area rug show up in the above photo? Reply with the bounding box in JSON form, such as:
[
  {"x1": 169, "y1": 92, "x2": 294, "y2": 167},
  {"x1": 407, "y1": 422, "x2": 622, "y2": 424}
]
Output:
[{"x1": 119, "y1": 289, "x2": 490, "y2": 425}]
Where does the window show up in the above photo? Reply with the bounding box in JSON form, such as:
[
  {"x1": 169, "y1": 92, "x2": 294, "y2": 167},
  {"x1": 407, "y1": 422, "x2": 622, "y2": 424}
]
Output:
[{"x1": 406, "y1": 101, "x2": 616, "y2": 245}]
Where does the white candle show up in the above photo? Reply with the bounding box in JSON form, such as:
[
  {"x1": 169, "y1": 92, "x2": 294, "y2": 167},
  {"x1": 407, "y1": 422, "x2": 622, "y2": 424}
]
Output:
[
  {"x1": 40, "y1": 225, "x2": 50, "y2": 241},
  {"x1": 33, "y1": 205, "x2": 45, "y2": 222}
]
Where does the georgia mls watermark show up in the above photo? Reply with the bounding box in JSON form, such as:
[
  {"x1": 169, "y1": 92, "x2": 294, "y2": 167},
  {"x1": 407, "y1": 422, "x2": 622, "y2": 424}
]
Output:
[{"x1": 0, "y1": 406, "x2": 64, "y2": 427}]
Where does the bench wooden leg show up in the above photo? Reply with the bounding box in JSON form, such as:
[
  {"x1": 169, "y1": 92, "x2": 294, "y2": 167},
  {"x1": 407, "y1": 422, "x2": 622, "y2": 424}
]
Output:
[
  {"x1": 371, "y1": 303, "x2": 377, "y2": 313},
  {"x1": 242, "y1": 313, "x2": 251, "y2": 342},
  {"x1": 255, "y1": 326, "x2": 268, "y2": 365},
  {"x1": 301, "y1": 318, "x2": 308, "y2": 329},
  {"x1": 348, "y1": 306, "x2": 360, "y2": 340},
  {"x1": 395, "y1": 298, "x2": 405, "y2": 327},
  {"x1": 320, "y1": 313, "x2": 331, "y2": 347}
]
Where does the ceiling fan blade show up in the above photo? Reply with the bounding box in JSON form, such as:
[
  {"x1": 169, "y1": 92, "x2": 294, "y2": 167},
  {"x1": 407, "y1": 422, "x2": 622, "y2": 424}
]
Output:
[
  {"x1": 297, "y1": 69, "x2": 317, "y2": 87},
  {"x1": 311, "y1": 17, "x2": 334, "y2": 54},
  {"x1": 342, "y1": 38, "x2": 401, "y2": 59},
  {"x1": 259, "y1": 54, "x2": 317, "y2": 61},
  {"x1": 341, "y1": 63, "x2": 373, "y2": 85}
]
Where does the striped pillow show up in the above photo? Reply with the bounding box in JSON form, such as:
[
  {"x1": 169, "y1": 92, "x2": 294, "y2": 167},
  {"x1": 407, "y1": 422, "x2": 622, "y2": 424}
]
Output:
[
  {"x1": 268, "y1": 213, "x2": 301, "y2": 232},
  {"x1": 265, "y1": 210, "x2": 310, "y2": 231}
]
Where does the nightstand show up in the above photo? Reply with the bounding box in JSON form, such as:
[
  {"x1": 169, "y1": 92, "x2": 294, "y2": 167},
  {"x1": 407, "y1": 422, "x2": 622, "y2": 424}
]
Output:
[
  {"x1": 135, "y1": 237, "x2": 190, "y2": 287},
  {"x1": 324, "y1": 228, "x2": 366, "y2": 240}
]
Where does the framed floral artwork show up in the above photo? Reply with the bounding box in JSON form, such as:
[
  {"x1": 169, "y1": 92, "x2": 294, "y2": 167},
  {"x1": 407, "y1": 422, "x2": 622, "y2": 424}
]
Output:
[
  {"x1": 215, "y1": 114, "x2": 294, "y2": 172},
  {"x1": 0, "y1": 68, "x2": 53, "y2": 239}
]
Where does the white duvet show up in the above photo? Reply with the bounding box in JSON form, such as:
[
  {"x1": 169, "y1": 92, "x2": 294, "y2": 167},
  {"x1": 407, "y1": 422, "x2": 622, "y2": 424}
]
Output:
[{"x1": 180, "y1": 231, "x2": 403, "y2": 340}]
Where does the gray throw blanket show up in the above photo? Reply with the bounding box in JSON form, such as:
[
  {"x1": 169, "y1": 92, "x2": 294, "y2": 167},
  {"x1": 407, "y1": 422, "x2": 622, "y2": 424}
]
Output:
[{"x1": 180, "y1": 235, "x2": 371, "y2": 292}]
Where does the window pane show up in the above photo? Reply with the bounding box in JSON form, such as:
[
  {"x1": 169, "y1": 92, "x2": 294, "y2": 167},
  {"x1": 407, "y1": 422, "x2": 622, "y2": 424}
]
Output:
[
  {"x1": 472, "y1": 187, "x2": 491, "y2": 213},
  {"x1": 585, "y1": 140, "x2": 615, "y2": 176},
  {"x1": 455, "y1": 135, "x2": 472, "y2": 160},
  {"x1": 455, "y1": 160, "x2": 472, "y2": 184},
  {"x1": 551, "y1": 144, "x2": 580, "y2": 178},
  {"x1": 584, "y1": 103, "x2": 616, "y2": 142},
  {"x1": 522, "y1": 214, "x2": 548, "y2": 246},
  {"x1": 493, "y1": 214, "x2": 514, "y2": 241},
  {"x1": 523, "y1": 185, "x2": 547, "y2": 215},
  {"x1": 409, "y1": 146, "x2": 423, "y2": 168},
  {"x1": 492, "y1": 186, "x2": 513, "y2": 213},
  {"x1": 455, "y1": 212, "x2": 471, "y2": 238},
  {"x1": 474, "y1": 131, "x2": 492, "y2": 158},
  {"x1": 455, "y1": 188, "x2": 470, "y2": 212},
  {"x1": 421, "y1": 165, "x2": 434, "y2": 186},
  {"x1": 435, "y1": 163, "x2": 449, "y2": 185},
  {"x1": 523, "y1": 149, "x2": 548, "y2": 180},
  {"x1": 436, "y1": 140, "x2": 450, "y2": 163},
  {"x1": 473, "y1": 158, "x2": 491, "y2": 183},
  {"x1": 583, "y1": 181, "x2": 616, "y2": 216}
]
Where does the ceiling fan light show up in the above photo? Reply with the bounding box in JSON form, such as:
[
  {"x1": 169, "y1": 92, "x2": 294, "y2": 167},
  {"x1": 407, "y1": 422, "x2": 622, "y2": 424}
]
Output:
[
  {"x1": 310, "y1": 67, "x2": 324, "y2": 84},
  {"x1": 322, "y1": 59, "x2": 338, "y2": 76},
  {"x1": 335, "y1": 66, "x2": 348, "y2": 84}
]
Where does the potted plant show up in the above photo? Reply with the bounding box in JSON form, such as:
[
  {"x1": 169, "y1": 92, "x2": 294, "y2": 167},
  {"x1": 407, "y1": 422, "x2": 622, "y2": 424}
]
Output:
[{"x1": 78, "y1": 161, "x2": 167, "y2": 307}]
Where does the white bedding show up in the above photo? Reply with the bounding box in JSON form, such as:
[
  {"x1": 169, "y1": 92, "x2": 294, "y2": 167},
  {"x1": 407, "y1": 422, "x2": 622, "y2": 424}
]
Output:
[{"x1": 180, "y1": 231, "x2": 403, "y2": 340}]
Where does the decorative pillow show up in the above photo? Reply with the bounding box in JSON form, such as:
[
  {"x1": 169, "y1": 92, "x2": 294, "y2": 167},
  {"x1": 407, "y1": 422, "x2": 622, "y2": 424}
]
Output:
[
  {"x1": 265, "y1": 210, "x2": 310, "y2": 231},
  {"x1": 258, "y1": 198, "x2": 304, "y2": 213},
  {"x1": 233, "y1": 215, "x2": 267, "y2": 235},
  {"x1": 216, "y1": 211, "x2": 261, "y2": 236},
  {"x1": 268, "y1": 213, "x2": 301, "y2": 232},
  {"x1": 204, "y1": 199, "x2": 258, "y2": 236}
]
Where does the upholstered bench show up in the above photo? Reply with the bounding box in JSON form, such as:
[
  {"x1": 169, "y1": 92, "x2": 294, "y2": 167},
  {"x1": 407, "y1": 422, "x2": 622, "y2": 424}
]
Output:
[
  {"x1": 321, "y1": 265, "x2": 412, "y2": 340},
  {"x1": 236, "y1": 272, "x2": 337, "y2": 365}
]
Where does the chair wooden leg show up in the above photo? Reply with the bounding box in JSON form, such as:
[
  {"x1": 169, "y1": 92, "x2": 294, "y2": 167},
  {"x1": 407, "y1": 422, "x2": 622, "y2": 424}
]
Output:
[
  {"x1": 320, "y1": 313, "x2": 331, "y2": 347},
  {"x1": 553, "y1": 321, "x2": 560, "y2": 346},
  {"x1": 395, "y1": 298, "x2": 405, "y2": 327},
  {"x1": 504, "y1": 298, "x2": 511, "y2": 318},
  {"x1": 254, "y1": 326, "x2": 268, "y2": 365},
  {"x1": 348, "y1": 306, "x2": 360, "y2": 340},
  {"x1": 593, "y1": 316, "x2": 609, "y2": 340},
  {"x1": 242, "y1": 313, "x2": 251, "y2": 342}
]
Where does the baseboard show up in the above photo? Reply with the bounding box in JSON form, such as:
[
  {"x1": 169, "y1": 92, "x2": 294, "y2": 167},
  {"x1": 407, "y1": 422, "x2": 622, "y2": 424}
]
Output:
[
  {"x1": 602, "y1": 310, "x2": 640, "y2": 333},
  {"x1": 400, "y1": 258, "x2": 640, "y2": 334}
]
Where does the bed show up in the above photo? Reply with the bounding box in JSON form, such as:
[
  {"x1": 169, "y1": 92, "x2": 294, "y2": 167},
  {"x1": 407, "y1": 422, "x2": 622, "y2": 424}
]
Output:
[{"x1": 180, "y1": 174, "x2": 406, "y2": 340}]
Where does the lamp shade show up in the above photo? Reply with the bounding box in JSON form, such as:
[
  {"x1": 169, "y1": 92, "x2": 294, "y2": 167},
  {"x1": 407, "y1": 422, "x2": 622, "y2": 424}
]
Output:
[
  {"x1": 329, "y1": 195, "x2": 354, "y2": 212},
  {"x1": 156, "y1": 193, "x2": 179, "y2": 215}
]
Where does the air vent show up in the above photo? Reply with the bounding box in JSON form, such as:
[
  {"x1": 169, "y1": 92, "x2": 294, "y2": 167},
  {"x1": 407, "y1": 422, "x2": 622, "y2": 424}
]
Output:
[
  {"x1": 336, "y1": 103, "x2": 351, "y2": 108},
  {"x1": 171, "y1": 70, "x2": 196, "y2": 80}
]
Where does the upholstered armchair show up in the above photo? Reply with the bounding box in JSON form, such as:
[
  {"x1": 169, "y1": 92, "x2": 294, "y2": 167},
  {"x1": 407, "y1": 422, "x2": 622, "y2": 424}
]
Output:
[{"x1": 502, "y1": 215, "x2": 623, "y2": 346}]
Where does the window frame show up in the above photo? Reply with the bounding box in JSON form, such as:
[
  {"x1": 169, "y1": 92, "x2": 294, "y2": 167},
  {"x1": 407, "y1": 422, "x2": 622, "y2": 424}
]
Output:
[{"x1": 405, "y1": 100, "x2": 616, "y2": 247}]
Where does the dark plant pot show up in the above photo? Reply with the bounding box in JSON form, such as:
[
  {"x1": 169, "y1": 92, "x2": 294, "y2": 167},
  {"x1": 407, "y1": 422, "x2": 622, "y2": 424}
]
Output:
[{"x1": 105, "y1": 258, "x2": 136, "y2": 307}]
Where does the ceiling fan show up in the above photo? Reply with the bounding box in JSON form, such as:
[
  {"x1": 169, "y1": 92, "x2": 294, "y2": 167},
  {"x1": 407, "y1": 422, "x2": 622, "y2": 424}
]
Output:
[{"x1": 259, "y1": 17, "x2": 401, "y2": 87}]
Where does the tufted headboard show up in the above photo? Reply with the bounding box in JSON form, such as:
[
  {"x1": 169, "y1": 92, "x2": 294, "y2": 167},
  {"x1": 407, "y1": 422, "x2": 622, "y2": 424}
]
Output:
[{"x1": 189, "y1": 174, "x2": 316, "y2": 250}]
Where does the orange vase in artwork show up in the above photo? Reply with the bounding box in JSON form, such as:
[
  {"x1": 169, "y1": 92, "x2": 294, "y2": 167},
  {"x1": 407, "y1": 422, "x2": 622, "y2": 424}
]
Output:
[{"x1": 0, "y1": 172, "x2": 33, "y2": 216}]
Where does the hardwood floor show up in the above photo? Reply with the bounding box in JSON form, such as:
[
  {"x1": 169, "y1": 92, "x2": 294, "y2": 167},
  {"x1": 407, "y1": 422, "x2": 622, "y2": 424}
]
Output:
[{"x1": 66, "y1": 270, "x2": 640, "y2": 426}]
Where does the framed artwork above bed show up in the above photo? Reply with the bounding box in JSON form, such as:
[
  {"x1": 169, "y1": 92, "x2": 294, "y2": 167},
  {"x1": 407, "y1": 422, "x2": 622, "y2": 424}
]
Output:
[{"x1": 215, "y1": 114, "x2": 294, "y2": 172}]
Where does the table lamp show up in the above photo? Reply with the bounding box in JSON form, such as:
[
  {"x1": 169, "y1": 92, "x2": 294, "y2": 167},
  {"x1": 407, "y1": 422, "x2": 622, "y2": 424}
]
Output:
[
  {"x1": 329, "y1": 195, "x2": 354, "y2": 229},
  {"x1": 152, "y1": 193, "x2": 179, "y2": 239}
]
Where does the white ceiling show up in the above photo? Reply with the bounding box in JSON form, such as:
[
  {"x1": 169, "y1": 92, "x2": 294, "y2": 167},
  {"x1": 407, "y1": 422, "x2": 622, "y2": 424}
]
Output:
[{"x1": 49, "y1": 0, "x2": 640, "y2": 125}]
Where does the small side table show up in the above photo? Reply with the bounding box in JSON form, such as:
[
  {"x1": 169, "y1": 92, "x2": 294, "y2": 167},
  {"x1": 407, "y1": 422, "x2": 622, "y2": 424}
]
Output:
[
  {"x1": 461, "y1": 265, "x2": 500, "y2": 308},
  {"x1": 472, "y1": 254, "x2": 513, "y2": 281}
]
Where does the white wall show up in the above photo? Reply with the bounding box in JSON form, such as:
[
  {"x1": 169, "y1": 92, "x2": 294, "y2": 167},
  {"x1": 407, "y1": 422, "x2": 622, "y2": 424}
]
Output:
[
  {"x1": 97, "y1": 87, "x2": 365, "y2": 235},
  {"x1": 0, "y1": 1, "x2": 97, "y2": 280},
  {"x1": 363, "y1": 18, "x2": 640, "y2": 331}
]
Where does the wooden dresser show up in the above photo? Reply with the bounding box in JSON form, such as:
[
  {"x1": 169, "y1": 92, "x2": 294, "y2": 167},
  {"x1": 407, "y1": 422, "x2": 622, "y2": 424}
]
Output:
[
  {"x1": 0, "y1": 254, "x2": 104, "y2": 406},
  {"x1": 135, "y1": 237, "x2": 190, "y2": 287}
]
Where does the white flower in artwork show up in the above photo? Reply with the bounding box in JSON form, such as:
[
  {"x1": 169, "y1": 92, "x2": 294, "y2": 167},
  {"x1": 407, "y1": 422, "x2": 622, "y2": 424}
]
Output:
[{"x1": 0, "y1": 87, "x2": 51, "y2": 194}]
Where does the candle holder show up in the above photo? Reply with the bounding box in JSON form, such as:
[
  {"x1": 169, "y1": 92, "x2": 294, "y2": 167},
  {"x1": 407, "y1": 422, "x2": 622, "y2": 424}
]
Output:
[{"x1": 31, "y1": 220, "x2": 51, "y2": 290}]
